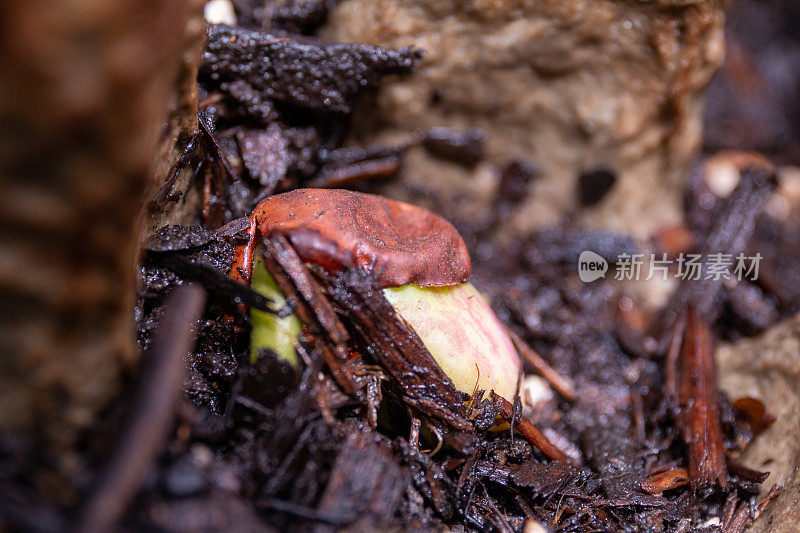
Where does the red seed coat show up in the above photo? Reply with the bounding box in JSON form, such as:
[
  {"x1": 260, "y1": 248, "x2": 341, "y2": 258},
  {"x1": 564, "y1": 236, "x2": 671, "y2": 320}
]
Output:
[{"x1": 231, "y1": 189, "x2": 470, "y2": 288}]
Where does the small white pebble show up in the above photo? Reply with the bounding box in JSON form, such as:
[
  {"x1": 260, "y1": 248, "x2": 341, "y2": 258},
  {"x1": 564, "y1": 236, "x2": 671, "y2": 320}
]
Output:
[
  {"x1": 698, "y1": 516, "x2": 721, "y2": 528},
  {"x1": 703, "y1": 157, "x2": 740, "y2": 198},
  {"x1": 190, "y1": 444, "x2": 214, "y2": 467},
  {"x1": 523, "y1": 520, "x2": 548, "y2": 533},
  {"x1": 521, "y1": 374, "x2": 554, "y2": 410},
  {"x1": 204, "y1": 0, "x2": 237, "y2": 26},
  {"x1": 702, "y1": 151, "x2": 773, "y2": 199},
  {"x1": 778, "y1": 166, "x2": 800, "y2": 205},
  {"x1": 766, "y1": 193, "x2": 790, "y2": 221},
  {"x1": 766, "y1": 166, "x2": 800, "y2": 221}
]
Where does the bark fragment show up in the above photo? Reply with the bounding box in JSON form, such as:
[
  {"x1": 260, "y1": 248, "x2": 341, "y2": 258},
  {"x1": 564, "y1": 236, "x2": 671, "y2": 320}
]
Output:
[{"x1": 200, "y1": 25, "x2": 421, "y2": 115}]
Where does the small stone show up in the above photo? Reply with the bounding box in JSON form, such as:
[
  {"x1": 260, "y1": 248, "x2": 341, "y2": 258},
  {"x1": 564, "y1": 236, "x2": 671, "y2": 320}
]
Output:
[
  {"x1": 204, "y1": 0, "x2": 237, "y2": 26},
  {"x1": 521, "y1": 375, "x2": 554, "y2": 412},
  {"x1": 163, "y1": 456, "x2": 207, "y2": 498}
]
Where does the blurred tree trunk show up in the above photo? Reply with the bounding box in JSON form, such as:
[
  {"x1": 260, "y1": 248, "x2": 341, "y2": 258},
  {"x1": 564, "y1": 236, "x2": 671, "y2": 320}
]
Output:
[{"x1": 0, "y1": 0, "x2": 201, "y2": 501}]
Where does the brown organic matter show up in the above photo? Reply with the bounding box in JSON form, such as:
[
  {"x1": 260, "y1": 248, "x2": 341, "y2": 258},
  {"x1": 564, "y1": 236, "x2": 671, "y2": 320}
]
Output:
[
  {"x1": 677, "y1": 308, "x2": 728, "y2": 492},
  {"x1": 200, "y1": 24, "x2": 421, "y2": 115}
]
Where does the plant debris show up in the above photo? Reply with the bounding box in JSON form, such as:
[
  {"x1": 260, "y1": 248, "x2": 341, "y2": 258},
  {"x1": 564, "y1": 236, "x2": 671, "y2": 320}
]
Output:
[
  {"x1": 200, "y1": 25, "x2": 421, "y2": 116},
  {"x1": 18, "y1": 6, "x2": 792, "y2": 533},
  {"x1": 675, "y1": 308, "x2": 729, "y2": 492},
  {"x1": 421, "y1": 127, "x2": 486, "y2": 166},
  {"x1": 79, "y1": 285, "x2": 207, "y2": 533},
  {"x1": 128, "y1": 156, "x2": 786, "y2": 532}
]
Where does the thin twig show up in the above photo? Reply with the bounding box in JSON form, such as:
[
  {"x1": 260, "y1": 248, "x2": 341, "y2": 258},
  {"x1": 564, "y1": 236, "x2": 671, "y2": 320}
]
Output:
[
  {"x1": 76, "y1": 284, "x2": 206, "y2": 533},
  {"x1": 506, "y1": 328, "x2": 575, "y2": 402},
  {"x1": 654, "y1": 163, "x2": 776, "y2": 348},
  {"x1": 664, "y1": 312, "x2": 686, "y2": 400},
  {"x1": 722, "y1": 485, "x2": 783, "y2": 533},
  {"x1": 491, "y1": 393, "x2": 571, "y2": 465},
  {"x1": 678, "y1": 307, "x2": 728, "y2": 491},
  {"x1": 150, "y1": 132, "x2": 201, "y2": 209},
  {"x1": 264, "y1": 235, "x2": 349, "y2": 344},
  {"x1": 308, "y1": 157, "x2": 401, "y2": 188}
]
